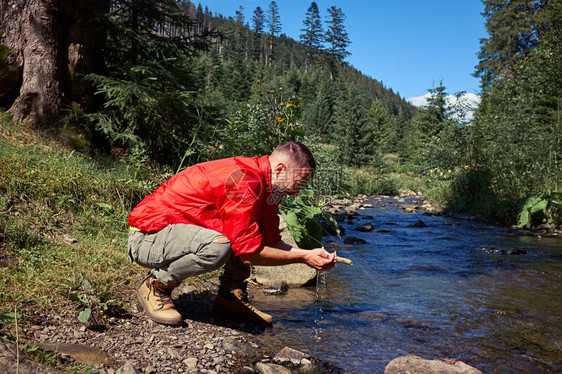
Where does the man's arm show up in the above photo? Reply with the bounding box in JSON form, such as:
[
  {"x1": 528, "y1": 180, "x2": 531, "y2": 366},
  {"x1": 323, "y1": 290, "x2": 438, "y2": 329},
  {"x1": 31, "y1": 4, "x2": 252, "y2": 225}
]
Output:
[{"x1": 239, "y1": 240, "x2": 337, "y2": 271}]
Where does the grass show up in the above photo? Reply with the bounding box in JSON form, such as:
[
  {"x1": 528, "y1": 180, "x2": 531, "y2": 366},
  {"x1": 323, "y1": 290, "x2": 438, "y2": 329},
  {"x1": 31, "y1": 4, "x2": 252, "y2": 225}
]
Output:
[
  {"x1": 0, "y1": 113, "x2": 228, "y2": 338},
  {"x1": 0, "y1": 113, "x2": 145, "y2": 316},
  {"x1": 0, "y1": 112, "x2": 227, "y2": 372}
]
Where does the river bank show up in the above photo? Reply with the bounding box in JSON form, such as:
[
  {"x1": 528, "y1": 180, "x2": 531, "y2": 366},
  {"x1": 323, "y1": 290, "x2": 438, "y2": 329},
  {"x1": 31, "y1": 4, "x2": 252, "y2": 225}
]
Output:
[{"x1": 3, "y1": 190, "x2": 559, "y2": 373}]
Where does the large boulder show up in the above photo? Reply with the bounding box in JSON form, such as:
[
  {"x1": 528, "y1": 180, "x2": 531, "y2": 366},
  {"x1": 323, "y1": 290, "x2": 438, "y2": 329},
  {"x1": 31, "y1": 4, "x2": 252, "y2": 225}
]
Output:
[
  {"x1": 251, "y1": 215, "x2": 317, "y2": 287},
  {"x1": 384, "y1": 355, "x2": 482, "y2": 374}
]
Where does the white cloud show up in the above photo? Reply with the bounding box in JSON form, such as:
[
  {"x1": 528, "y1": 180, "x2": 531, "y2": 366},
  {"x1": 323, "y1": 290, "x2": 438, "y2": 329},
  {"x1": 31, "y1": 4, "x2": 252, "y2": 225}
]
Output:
[{"x1": 407, "y1": 92, "x2": 481, "y2": 109}]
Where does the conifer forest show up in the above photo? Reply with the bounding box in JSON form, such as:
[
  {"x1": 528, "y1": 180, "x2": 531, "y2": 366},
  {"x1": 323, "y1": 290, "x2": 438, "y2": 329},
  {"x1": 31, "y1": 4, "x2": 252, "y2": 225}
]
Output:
[{"x1": 1, "y1": 0, "x2": 561, "y2": 225}]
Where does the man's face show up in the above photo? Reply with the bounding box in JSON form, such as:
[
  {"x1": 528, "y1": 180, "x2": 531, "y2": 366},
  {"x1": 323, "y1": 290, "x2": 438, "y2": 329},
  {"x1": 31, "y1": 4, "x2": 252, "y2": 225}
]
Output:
[{"x1": 273, "y1": 165, "x2": 311, "y2": 198}]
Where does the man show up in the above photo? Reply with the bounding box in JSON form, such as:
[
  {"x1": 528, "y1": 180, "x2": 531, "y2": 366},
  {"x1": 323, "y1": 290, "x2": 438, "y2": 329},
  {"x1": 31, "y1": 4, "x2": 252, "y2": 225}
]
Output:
[{"x1": 128, "y1": 141, "x2": 337, "y2": 326}]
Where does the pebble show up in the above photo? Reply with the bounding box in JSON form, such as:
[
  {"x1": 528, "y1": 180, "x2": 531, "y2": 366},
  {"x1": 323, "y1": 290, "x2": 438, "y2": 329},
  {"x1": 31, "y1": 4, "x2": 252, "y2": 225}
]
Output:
[{"x1": 21, "y1": 280, "x2": 329, "y2": 374}]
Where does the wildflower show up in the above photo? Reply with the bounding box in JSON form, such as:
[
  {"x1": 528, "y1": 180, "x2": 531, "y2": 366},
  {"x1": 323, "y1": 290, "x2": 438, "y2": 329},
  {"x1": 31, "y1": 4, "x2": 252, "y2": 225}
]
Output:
[
  {"x1": 279, "y1": 102, "x2": 284, "y2": 106},
  {"x1": 286, "y1": 102, "x2": 295, "y2": 109},
  {"x1": 464, "y1": 165, "x2": 471, "y2": 170},
  {"x1": 274, "y1": 117, "x2": 284, "y2": 123}
]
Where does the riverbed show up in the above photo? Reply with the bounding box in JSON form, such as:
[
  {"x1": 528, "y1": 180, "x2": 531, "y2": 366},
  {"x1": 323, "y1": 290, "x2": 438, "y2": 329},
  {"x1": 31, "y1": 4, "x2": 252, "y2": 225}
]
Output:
[{"x1": 252, "y1": 196, "x2": 562, "y2": 373}]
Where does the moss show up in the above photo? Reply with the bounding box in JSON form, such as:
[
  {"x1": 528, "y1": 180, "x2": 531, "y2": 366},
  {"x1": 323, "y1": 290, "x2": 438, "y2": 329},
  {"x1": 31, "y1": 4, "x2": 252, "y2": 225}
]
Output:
[{"x1": 0, "y1": 44, "x2": 14, "y2": 67}]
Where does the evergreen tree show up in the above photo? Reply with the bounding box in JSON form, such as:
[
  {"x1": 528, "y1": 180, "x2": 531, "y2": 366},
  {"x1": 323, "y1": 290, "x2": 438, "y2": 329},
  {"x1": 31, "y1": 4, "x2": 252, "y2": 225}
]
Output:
[
  {"x1": 266, "y1": 1, "x2": 282, "y2": 65},
  {"x1": 252, "y1": 6, "x2": 266, "y2": 62},
  {"x1": 235, "y1": 6, "x2": 245, "y2": 25},
  {"x1": 267, "y1": 1, "x2": 282, "y2": 36},
  {"x1": 366, "y1": 99, "x2": 391, "y2": 152},
  {"x1": 302, "y1": 69, "x2": 334, "y2": 139},
  {"x1": 413, "y1": 82, "x2": 451, "y2": 144},
  {"x1": 300, "y1": 2, "x2": 324, "y2": 69},
  {"x1": 333, "y1": 85, "x2": 372, "y2": 166},
  {"x1": 82, "y1": 0, "x2": 213, "y2": 160},
  {"x1": 325, "y1": 6, "x2": 351, "y2": 61},
  {"x1": 475, "y1": 0, "x2": 558, "y2": 88},
  {"x1": 252, "y1": 6, "x2": 265, "y2": 33}
]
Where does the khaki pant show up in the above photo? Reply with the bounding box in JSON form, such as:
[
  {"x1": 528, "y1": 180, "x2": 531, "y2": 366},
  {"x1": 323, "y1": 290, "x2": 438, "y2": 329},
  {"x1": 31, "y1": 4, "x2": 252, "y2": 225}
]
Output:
[{"x1": 128, "y1": 224, "x2": 250, "y2": 289}]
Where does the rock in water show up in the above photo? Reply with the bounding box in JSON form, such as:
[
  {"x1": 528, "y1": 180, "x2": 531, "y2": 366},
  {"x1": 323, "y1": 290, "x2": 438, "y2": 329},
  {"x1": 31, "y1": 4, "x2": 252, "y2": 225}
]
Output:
[
  {"x1": 255, "y1": 362, "x2": 292, "y2": 374},
  {"x1": 264, "y1": 281, "x2": 289, "y2": 295},
  {"x1": 343, "y1": 236, "x2": 368, "y2": 245},
  {"x1": 384, "y1": 355, "x2": 482, "y2": 374},
  {"x1": 273, "y1": 346, "x2": 306, "y2": 365},
  {"x1": 354, "y1": 223, "x2": 374, "y2": 232},
  {"x1": 410, "y1": 219, "x2": 427, "y2": 227}
]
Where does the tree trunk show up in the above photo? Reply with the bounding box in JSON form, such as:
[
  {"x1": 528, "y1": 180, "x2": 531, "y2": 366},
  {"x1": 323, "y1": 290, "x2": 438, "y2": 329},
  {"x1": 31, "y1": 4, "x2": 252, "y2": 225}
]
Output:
[{"x1": 0, "y1": 0, "x2": 109, "y2": 124}]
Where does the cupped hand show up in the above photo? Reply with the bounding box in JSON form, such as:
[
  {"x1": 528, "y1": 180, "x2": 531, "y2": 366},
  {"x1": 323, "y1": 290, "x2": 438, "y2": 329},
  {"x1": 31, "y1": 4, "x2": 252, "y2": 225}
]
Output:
[{"x1": 304, "y1": 248, "x2": 337, "y2": 271}]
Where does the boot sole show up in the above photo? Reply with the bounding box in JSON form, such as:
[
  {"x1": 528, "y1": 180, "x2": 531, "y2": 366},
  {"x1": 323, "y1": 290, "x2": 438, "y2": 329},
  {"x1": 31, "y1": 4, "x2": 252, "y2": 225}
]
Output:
[{"x1": 136, "y1": 288, "x2": 183, "y2": 326}]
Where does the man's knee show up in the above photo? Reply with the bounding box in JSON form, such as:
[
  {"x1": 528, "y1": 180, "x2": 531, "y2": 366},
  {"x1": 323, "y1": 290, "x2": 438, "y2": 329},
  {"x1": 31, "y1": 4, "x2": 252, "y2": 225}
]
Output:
[{"x1": 199, "y1": 235, "x2": 231, "y2": 270}]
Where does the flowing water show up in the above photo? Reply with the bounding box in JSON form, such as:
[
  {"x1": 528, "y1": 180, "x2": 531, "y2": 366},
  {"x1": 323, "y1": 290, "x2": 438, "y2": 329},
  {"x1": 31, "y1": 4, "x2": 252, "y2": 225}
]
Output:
[{"x1": 252, "y1": 196, "x2": 562, "y2": 373}]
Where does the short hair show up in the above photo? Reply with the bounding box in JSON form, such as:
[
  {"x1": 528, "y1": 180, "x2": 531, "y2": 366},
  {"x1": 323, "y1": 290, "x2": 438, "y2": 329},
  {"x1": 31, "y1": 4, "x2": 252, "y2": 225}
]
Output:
[{"x1": 272, "y1": 141, "x2": 316, "y2": 175}]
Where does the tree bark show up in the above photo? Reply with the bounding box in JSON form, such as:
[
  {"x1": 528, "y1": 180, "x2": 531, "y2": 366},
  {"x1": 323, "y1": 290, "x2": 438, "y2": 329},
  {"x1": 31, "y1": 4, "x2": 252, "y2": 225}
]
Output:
[{"x1": 0, "y1": 0, "x2": 109, "y2": 124}]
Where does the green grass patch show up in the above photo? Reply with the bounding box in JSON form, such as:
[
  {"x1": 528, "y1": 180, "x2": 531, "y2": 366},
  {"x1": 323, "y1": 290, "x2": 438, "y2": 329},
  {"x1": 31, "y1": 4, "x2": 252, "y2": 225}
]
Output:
[{"x1": 0, "y1": 112, "x2": 207, "y2": 331}]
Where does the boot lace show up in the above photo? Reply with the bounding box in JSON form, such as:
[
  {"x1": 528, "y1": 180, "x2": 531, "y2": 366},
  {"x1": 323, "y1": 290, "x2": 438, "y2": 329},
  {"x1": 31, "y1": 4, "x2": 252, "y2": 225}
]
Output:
[{"x1": 148, "y1": 280, "x2": 173, "y2": 310}]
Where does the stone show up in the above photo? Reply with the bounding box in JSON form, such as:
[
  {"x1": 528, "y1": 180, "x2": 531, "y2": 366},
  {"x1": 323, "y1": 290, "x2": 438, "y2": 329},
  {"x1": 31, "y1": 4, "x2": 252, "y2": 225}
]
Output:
[
  {"x1": 167, "y1": 347, "x2": 181, "y2": 359},
  {"x1": 255, "y1": 362, "x2": 292, "y2": 374},
  {"x1": 183, "y1": 357, "x2": 198, "y2": 368},
  {"x1": 252, "y1": 215, "x2": 317, "y2": 287},
  {"x1": 410, "y1": 220, "x2": 427, "y2": 228},
  {"x1": 263, "y1": 281, "x2": 289, "y2": 296},
  {"x1": 115, "y1": 362, "x2": 142, "y2": 374},
  {"x1": 384, "y1": 355, "x2": 482, "y2": 374},
  {"x1": 222, "y1": 338, "x2": 252, "y2": 356},
  {"x1": 299, "y1": 358, "x2": 322, "y2": 374},
  {"x1": 354, "y1": 223, "x2": 374, "y2": 232},
  {"x1": 402, "y1": 205, "x2": 419, "y2": 213},
  {"x1": 343, "y1": 236, "x2": 367, "y2": 245},
  {"x1": 62, "y1": 234, "x2": 78, "y2": 244},
  {"x1": 0, "y1": 340, "x2": 62, "y2": 373},
  {"x1": 273, "y1": 346, "x2": 306, "y2": 365},
  {"x1": 37, "y1": 341, "x2": 117, "y2": 367}
]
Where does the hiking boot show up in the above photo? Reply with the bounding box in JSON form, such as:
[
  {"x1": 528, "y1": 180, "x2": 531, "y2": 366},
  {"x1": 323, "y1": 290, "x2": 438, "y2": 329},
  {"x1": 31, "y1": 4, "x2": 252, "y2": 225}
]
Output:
[
  {"x1": 136, "y1": 276, "x2": 183, "y2": 326},
  {"x1": 213, "y1": 287, "x2": 273, "y2": 324}
]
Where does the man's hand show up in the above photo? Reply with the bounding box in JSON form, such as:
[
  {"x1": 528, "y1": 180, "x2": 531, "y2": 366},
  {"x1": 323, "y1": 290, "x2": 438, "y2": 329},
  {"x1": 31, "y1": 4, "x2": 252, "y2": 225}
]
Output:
[{"x1": 303, "y1": 248, "x2": 337, "y2": 271}]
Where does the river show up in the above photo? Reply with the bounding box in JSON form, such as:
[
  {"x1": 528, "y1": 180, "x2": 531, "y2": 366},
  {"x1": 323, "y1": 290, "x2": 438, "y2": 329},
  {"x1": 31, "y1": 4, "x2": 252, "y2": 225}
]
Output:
[{"x1": 252, "y1": 196, "x2": 562, "y2": 373}]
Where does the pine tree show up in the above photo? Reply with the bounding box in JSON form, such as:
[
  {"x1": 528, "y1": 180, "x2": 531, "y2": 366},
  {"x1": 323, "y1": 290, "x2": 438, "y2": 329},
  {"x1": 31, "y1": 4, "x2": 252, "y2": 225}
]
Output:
[
  {"x1": 266, "y1": 1, "x2": 282, "y2": 65},
  {"x1": 333, "y1": 85, "x2": 372, "y2": 166},
  {"x1": 252, "y1": 6, "x2": 266, "y2": 62},
  {"x1": 252, "y1": 6, "x2": 265, "y2": 33},
  {"x1": 412, "y1": 82, "x2": 451, "y2": 144},
  {"x1": 475, "y1": 0, "x2": 556, "y2": 88},
  {"x1": 325, "y1": 6, "x2": 351, "y2": 61},
  {"x1": 366, "y1": 99, "x2": 391, "y2": 152},
  {"x1": 300, "y1": 2, "x2": 324, "y2": 69}
]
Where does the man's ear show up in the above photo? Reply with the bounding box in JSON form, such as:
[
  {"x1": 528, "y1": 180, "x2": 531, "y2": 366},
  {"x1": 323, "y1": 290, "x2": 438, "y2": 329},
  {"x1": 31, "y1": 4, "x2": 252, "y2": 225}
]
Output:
[{"x1": 273, "y1": 162, "x2": 286, "y2": 177}]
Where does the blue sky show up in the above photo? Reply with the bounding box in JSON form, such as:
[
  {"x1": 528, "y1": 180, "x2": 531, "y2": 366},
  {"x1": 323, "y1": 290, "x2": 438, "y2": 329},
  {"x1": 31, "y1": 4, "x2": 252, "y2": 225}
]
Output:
[{"x1": 198, "y1": 0, "x2": 487, "y2": 101}]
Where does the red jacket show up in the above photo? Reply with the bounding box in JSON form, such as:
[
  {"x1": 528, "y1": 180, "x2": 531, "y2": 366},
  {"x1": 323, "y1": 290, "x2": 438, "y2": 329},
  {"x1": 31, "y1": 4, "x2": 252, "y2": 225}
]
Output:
[{"x1": 128, "y1": 156, "x2": 281, "y2": 256}]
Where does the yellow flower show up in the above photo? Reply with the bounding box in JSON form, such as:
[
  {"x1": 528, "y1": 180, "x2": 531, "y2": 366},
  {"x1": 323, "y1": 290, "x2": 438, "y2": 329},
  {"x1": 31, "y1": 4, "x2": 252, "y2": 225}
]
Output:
[
  {"x1": 279, "y1": 102, "x2": 285, "y2": 106},
  {"x1": 464, "y1": 165, "x2": 471, "y2": 170},
  {"x1": 286, "y1": 103, "x2": 295, "y2": 109},
  {"x1": 274, "y1": 117, "x2": 284, "y2": 123}
]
